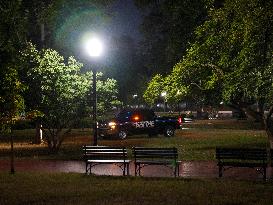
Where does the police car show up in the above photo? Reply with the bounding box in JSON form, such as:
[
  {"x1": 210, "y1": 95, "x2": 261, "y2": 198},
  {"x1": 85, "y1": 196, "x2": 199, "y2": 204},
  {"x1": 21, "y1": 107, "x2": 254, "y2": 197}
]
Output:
[{"x1": 98, "y1": 108, "x2": 182, "y2": 139}]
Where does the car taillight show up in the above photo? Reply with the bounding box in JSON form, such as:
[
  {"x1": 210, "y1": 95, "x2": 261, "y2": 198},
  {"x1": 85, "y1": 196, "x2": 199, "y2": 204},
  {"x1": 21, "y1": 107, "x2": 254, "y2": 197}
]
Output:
[{"x1": 178, "y1": 117, "x2": 182, "y2": 124}]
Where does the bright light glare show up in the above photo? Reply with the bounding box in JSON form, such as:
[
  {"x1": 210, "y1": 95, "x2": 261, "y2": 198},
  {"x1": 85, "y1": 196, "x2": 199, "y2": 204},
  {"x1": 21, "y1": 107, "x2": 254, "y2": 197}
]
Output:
[
  {"x1": 161, "y1": 91, "x2": 167, "y2": 97},
  {"x1": 109, "y1": 122, "x2": 116, "y2": 129},
  {"x1": 86, "y1": 38, "x2": 103, "y2": 57},
  {"x1": 133, "y1": 115, "x2": 140, "y2": 121}
]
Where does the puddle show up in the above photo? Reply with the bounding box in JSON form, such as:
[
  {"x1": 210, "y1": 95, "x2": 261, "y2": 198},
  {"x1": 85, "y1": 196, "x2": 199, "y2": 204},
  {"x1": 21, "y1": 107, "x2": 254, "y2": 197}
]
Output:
[{"x1": 1, "y1": 159, "x2": 272, "y2": 180}]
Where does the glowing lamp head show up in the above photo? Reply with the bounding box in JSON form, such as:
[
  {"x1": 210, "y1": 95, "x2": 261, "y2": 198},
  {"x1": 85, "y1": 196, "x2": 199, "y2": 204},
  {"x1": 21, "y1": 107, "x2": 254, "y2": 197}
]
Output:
[{"x1": 86, "y1": 38, "x2": 103, "y2": 57}]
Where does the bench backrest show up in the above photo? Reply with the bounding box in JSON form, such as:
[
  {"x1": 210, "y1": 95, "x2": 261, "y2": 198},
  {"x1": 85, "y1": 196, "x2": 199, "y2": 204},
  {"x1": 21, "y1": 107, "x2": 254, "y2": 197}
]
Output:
[
  {"x1": 216, "y1": 148, "x2": 267, "y2": 161},
  {"x1": 83, "y1": 146, "x2": 128, "y2": 160},
  {"x1": 132, "y1": 147, "x2": 178, "y2": 160}
]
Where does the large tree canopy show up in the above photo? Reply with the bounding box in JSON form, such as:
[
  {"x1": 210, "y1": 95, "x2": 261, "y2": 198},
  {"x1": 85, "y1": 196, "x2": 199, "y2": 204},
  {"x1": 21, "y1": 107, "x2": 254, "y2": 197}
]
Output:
[
  {"x1": 21, "y1": 43, "x2": 120, "y2": 152},
  {"x1": 0, "y1": 0, "x2": 29, "y2": 132},
  {"x1": 145, "y1": 0, "x2": 273, "y2": 146}
]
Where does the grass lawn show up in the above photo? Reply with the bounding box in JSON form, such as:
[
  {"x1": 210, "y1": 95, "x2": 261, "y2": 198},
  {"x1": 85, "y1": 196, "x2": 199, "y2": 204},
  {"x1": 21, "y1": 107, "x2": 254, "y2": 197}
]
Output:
[
  {"x1": 0, "y1": 119, "x2": 269, "y2": 161},
  {"x1": 0, "y1": 120, "x2": 272, "y2": 205},
  {"x1": 1, "y1": 172, "x2": 273, "y2": 205}
]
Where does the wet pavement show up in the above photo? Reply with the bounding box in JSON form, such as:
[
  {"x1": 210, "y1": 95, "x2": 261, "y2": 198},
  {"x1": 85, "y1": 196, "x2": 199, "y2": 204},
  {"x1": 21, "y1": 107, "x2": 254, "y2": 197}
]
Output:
[{"x1": 1, "y1": 159, "x2": 273, "y2": 181}]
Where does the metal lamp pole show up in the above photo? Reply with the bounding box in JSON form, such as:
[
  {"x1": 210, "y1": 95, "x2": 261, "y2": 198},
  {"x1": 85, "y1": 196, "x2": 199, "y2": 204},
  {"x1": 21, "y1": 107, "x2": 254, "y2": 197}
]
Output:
[
  {"x1": 92, "y1": 69, "x2": 97, "y2": 146},
  {"x1": 85, "y1": 36, "x2": 103, "y2": 146}
]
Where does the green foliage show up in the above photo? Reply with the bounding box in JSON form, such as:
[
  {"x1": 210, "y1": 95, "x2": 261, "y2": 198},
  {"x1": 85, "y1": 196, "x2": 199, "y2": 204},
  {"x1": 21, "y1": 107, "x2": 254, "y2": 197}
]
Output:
[
  {"x1": 97, "y1": 76, "x2": 122, "y2": 114},
  {"x1": 20, "y1": 43, "x2": 120, "y2": 152},
  {"x1": 193, "y1": 0, "x2": 273, "y2": 106},
  {"x1": 0, "y1": 66, "x2": 26, "y2": 133},
  {"x1": 0, "y1": 0, "x2": 28, "y2": 57},
  {"x1": 0, "y1": 67, "x2": 25, "y2": 118},
  {"x1": 143, "y1": 74, "x2": 164, "y2": 105},
  {"x1": 148, "y1": 0, "x2": 273, "y2": 112}
]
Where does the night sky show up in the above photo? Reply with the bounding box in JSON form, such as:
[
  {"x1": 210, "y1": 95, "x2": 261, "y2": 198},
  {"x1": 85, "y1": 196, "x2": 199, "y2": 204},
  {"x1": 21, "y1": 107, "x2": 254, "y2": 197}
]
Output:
[{"x1": 108, "y1": 0, "x2": 142, "y2": 41}]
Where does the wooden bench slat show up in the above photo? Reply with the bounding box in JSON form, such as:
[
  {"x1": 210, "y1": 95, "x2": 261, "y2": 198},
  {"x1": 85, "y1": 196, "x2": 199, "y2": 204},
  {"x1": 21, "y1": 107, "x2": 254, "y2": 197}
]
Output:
[
  {"x1": 87, "y1": 160, "x2": 130, "y2": 163},
  {"x1": 83, "y1": 145, "x2": 130, "y2": 176},
  {"x1": 133, "y1": 147, "x2": 180, "y2": 177},
  {"x1": 135, "y1": 160, "x2": 179, "y2": 164},
  {"x1": 218, "y1": 161, "x2": 266, "y2": 167},
  {"x1": 216, "y1": 147, "x2": 268, "y2": 181}
]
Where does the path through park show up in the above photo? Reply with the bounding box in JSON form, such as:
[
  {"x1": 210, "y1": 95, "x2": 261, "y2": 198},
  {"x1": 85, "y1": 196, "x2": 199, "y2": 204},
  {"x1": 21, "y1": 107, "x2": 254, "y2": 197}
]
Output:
[{"x1": 1, "y1": 160, "x2": 273, "y2": 180}]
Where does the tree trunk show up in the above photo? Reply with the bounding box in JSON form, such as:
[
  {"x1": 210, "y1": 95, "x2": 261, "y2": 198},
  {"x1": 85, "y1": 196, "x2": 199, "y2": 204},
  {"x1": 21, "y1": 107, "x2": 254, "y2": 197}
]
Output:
[
  {"x1": 264, "y1": 106, "x2": 273, "y2": 149},
  {"x1": 236, "y1": 102, "x2": 273, "y2": 148},
  {"x1": 241, "y1": 105, "x2": 263, "y2": 122},
  {"x1": 10, "y1": 132, "x2": 15, "y2": 174}
]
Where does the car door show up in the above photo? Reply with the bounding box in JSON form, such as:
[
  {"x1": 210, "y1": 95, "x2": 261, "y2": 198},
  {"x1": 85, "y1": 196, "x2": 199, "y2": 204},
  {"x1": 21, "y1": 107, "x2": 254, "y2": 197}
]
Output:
[{"x1": 131, "y1": 110, "x2": 155, "y2": 135}]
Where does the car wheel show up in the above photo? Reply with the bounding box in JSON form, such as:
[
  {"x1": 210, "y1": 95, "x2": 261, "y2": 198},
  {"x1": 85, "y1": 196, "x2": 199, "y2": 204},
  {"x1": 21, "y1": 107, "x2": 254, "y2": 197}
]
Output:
[
  {"x1": 118, "y1": 130, "x2": 127, "y2": 139},
  {"x1": 164, "y1": 126, "x2": 175, "y2": 137}
]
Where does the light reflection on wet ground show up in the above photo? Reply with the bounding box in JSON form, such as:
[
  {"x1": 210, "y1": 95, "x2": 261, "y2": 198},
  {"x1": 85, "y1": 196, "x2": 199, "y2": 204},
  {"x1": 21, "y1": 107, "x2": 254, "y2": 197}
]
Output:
[{"x1": 1, "y1": 160, "x2": 273, "y2": 181}]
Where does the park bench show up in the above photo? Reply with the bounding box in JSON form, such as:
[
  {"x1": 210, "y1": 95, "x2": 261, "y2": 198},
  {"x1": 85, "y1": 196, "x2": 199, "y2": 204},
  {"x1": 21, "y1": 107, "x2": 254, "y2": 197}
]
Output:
[
  {"x1": 132, "y1": 147, "x2": 181, "y2": 177},
  {"x1": 83, "y1": 145, "x2": 130, "y2": 176},
  {"x1": 216, "y1": 147, "x2": 268, "y2": 181}
]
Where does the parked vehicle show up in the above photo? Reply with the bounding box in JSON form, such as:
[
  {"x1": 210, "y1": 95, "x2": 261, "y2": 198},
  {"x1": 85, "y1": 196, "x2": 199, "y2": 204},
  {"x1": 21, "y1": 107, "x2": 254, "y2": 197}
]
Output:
[{"x1": 98, "y1": 108, "x2": 182, "y2": 139}]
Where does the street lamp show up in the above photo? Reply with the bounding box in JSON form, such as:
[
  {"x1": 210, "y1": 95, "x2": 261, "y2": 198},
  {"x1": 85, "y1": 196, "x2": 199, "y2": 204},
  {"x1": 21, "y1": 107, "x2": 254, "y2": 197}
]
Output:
[
  {"x1": 161, "y1": 91, "x2": 167, "y2": 112},
  {"x1": 85, "y1": 37, "x2": 103, "y2": 146}
]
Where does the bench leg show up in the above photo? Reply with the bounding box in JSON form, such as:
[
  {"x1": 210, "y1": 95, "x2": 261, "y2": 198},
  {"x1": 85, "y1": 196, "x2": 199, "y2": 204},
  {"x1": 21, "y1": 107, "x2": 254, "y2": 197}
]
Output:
[
  {"x1": 135, "y1": 163, "x2": 141, "y2": 176},
  {"x1": 123, "y1": 163, "x2": 126, "y2": 176},
  {"x1": 219, "y1": 165, "x2": 223, "y2": 178},
  {"x1": 123, "y1": 163, "x2": 130, "y2": 176},
  {"x1": 86, "y1": 162, "x2": 92, "y2": 174},
  {"x1": 176, "y1": 164, "x2": 180, "y2": 177},
  {"x1": 127, "y1": 163, "x2": 130, "y2": 176},
  {"x1": 263, "y1": 166, "x2": 267, "y2": 181},
  {"x1": 134, "y1": 163, "x2": 137, "y2": 176},
  {"x1": 85, "y1": 162, "x2": 88, "y2": 174}
]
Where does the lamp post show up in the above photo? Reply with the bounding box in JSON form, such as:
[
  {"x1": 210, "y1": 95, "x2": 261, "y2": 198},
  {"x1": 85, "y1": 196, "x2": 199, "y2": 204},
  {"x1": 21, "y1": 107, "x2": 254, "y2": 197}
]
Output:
[{"x1": 85, "y1": 37, "x2": 103, "y2": 146}]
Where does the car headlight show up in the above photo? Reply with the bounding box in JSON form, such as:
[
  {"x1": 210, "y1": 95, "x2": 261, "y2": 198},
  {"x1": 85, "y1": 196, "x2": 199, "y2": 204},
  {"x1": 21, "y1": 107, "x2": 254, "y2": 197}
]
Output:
[{"x1": 108, "y1": 122, "x2": 116, "y2": 129}]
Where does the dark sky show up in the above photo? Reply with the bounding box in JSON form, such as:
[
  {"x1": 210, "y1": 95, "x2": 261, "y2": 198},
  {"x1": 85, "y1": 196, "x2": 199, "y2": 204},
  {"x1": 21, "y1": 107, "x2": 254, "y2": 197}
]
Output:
[{"x1": 108, "y1": 0, "x2": 142, "y2": 41}]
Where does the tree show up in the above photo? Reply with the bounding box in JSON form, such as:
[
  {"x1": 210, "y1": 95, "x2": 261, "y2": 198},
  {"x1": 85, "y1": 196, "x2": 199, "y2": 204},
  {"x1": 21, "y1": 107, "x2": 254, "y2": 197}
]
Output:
[
  {"x1": 143, "y1": 74, "x2": 164, "y2": 105},
  {"x1": 134, "y1": 0, "x2": 208, "y2": 76},
  {"x1": 148, "y1": 0, "x2": 273, "y2": 147},
  {"x1": 0, "y1": 0, "x2": 30, "y2": 172},
  {"x1": 96, "y1": 74, "x2": 122, "y2": 115},
  {"x1": 21, "y1": 43, "x2": 120, "y2": 152}
]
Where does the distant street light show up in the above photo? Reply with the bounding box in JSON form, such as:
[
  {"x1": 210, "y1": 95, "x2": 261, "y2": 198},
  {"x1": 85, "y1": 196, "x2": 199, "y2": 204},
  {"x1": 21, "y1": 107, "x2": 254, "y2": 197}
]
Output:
[
  {"x1": 85, "y1": 36, "x2": 103, "y2": 146},
  {"x1": 161, "y1": 92, "x2": 167, "y2": 112},
  {"x1": 161, "y1": 91, "x2": 167, "y2": 97},
  {"x1": 133, "y1": 94, "x2": 138, "y2": 108}
]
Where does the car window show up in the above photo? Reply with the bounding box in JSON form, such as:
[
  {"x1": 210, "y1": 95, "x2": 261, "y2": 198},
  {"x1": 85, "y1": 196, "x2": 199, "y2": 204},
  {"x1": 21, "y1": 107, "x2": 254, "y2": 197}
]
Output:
[
  {"x1": 117, "y1": 109, "x2": 155, "y2": 122},
  {"x1": 143, "y1": 110, "x2": 155, "y2": 121},
  {"x1": 117, "y1": 110, "x2": 132, "y2": 122}
]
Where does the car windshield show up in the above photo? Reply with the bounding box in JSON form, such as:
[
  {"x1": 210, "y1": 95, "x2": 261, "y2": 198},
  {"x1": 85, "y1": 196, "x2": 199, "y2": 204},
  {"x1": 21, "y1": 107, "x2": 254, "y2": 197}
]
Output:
[{"x1": 117, "y1": 110, "x2": 132, "y2": 121}]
